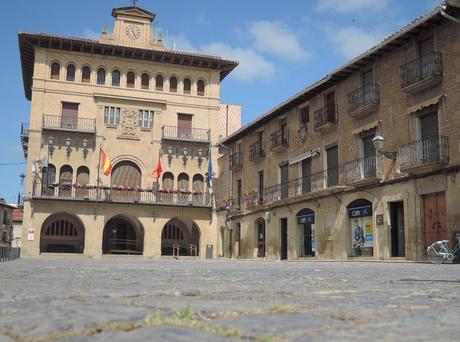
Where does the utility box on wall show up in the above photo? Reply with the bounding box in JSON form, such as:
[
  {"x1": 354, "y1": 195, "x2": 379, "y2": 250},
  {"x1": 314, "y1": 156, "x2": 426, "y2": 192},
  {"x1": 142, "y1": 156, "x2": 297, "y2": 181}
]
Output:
[{"x1": 206, "y1": 245, "x2": 213, "y2": 259}]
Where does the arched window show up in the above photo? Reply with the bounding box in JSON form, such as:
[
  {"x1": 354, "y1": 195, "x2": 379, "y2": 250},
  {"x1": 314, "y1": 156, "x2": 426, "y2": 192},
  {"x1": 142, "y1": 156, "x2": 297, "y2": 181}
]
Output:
[
  {"x1": 178, "y1": 173, "x2": 189, "y2": 191},
  {"x1": 97, "y1": 68, "x2": 106, "y2": 85},
  {"x1": 141, "y1": 73, "x2": 150, "y2": 90},
  {"x1": 169, "y1": 76, "x2": 177, "y2": 93},
  {"x1": 183, "y1": 78, "x2": 191, "y2": 94},
  {"x1": 112, "y1": 70, "x2": 121, "y2": 86},
  {"x1": 127, "y1": 71, "x2": 135, "y2": 88},
  {"x1": 66, "y1": 64, "x2": 76, "y2": 81},
  {"x1": 76, "y1": 166, "x2": 90, "y2": 198},
  {"x1": 162, "y1": 172, "x2": 174, "y2": 190},
  {"x1": 110, "y1": 161, "x2": 141, "y2": 188},
  {"x1": 50, "y1": 62, "x2": 60, "y2": 80},
  {"x1": 197, "y1": 80, "x2": 205, "y2": 96},
  {"x1": 59, "y1": 165, "x2": 73, "y2": 197},
  {"x1": 192, "y1": 174, "x2": 204, "y2": 193},
  {"x1": 82, "y1": 66, "x2": 91, "y2": 83},
  {"x1": 155, "y1": 74, "x2": 164, "y2": 91}
]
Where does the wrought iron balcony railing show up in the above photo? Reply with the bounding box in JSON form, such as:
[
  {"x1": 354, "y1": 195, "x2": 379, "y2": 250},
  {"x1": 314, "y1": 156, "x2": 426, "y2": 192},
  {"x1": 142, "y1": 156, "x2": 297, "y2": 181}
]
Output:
[
  {"x1": 249, "y1": 141, "x2": 265, "y2": 161},
  {"x1": 344, "y1": 156, "x2": 381, "y2": 184},
  {"x1": 270, "y1": 127, "x2": 289, "y2": 149},
  {"x1": 231, "y1": 152, "x2": 243, "y2": 170},
  {"x1": 314, "y1": 104, "x2": 338, "y2": 130},
  {"x1": 399, "y1": 135, "x2": 449, "y2": 171},
  {"x1": 20, "y1": 122, "x2": 29, "y2": 137},
  {"x1": 20, "y1": 122, "x2": 30, "y2": 158},
  {"x1": 43, "y1": 115, "x2": 96, "y2": 132},
  {"x1": 400, "y1": 51, "x2": 442, "y2": 89},
  {"x1": 162, "y1": 125, "x2": 211, "y2": 142},
  {"x1": 31, "y1": 183, "x2": 213, "y2": 208},
  {"x1": 348, "y1": 83, "x2": 379, "y2": 113},
  {"x1": 263, "y1": 167, "x2": 341, "y2": 204}
]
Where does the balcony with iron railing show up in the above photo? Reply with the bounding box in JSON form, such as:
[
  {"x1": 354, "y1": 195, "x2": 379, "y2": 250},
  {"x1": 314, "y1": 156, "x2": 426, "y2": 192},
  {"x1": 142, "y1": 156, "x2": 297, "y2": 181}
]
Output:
[
  {"x1": 399, "y1": 135, "x2": 449, "y2": 174},
  {"x1": 161, "y1": 125, "x2": 211, "y2": 143},
  {"x1": 43, "y1": 115, "x2": 96, "y2": 133},
  {"x1": 270, "y1": 127, "x2": 289, "y2": 151},
  {"x1": 230, "y1": 152, "x2": 243, "y2": 170},
  {"x1": 314, "y1": 104, "x2": 338, "y2": 132},
  {"x1": 249, "y1": 141, "x2": 265, "y2": 161},
  {"x1": 348, "y1": 83, "x2": 379, "y2": 117},
  {"x1": 263, "y1": 167, "x2": 343, "y2": 204},
  {"x1": 31, "y1": 183, "x2": 213, "y2": 208},
  {"x1": 344, "y1": 155, "x2": 382, "y2": 186},
  {"x1": 20, "y1": 122, "x2": 29, "y2": 158},
  {"x1": 400, "y1": 51, "x2": 442, "y2": 93}
]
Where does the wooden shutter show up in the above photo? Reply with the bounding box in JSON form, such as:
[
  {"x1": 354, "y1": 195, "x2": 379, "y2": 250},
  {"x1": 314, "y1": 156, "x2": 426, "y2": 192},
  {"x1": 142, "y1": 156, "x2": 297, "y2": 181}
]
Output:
[
  {"x1": 111, "y1": 162, "x2": 141, "y2": 187},
  {"x1": 177, "y1": 114, "x2": 192, "y2": 137},
  {"x1": 62, "y1": 102, "x2": 79, "y2": 128}
]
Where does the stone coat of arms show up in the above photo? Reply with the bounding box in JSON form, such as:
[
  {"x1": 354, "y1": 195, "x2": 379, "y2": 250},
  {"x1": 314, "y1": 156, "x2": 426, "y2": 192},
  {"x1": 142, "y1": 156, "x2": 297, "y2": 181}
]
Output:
[{"x1": 120, "y1": 109, "x2": 138, "y2": 137}]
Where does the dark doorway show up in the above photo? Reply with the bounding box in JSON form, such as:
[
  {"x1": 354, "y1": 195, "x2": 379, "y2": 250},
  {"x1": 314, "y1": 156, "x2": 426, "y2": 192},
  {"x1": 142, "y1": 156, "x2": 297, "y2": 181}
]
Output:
[
  {"x1": 280, "y1": 162, "x2": 289, "y2": 199},
  {"x1": 257, "y1": 219, "x2": 265, "y2": 257},
  {"x1": 297, "y1": 209, "x2": 315, "y2": 257},
  {"x1": 326, "y1": 145, "x2": 339, "y2": 187},
  {"x1": 390, "y1": 202, "x2": 405, "y2": 257},
  {"x1": 280, "y1": 218, "x2": 288, "y2": 260},
  {"x1": 103, "y1": 217, "x2": 143, "y2": 254},
  {"x1": 301, "y1": 158, "x2": 311, "y2": 194}
]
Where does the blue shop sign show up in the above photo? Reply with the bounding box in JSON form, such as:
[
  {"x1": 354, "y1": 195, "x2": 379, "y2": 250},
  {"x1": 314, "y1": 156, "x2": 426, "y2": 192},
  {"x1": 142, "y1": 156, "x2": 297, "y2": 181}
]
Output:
[
  {"x1": 298, "y1": 213, "x2": 315, "y2": 224},
  {"x1": 347, "y1": 205, "x2": 372, "y2": 218}
]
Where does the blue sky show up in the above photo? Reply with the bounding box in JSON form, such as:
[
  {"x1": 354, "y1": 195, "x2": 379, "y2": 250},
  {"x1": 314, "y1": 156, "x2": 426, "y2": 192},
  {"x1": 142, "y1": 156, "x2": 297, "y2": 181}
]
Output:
[{"x1": 0, "y1": 0, "x2": 439, "y2": 203}]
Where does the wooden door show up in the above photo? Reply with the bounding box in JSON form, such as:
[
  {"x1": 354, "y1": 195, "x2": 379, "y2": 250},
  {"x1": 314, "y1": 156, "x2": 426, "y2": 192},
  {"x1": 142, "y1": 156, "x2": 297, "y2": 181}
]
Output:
[
  {"x1": 257, "y1": 221, "x2": 265, "y2": 257},
  {"x1": 177, "y1": 114, "x2": 192, "y2": 137},
  {"x1": 423, "y1": 192, "x2": 447, "y2": 249},
  {"x1": 62, "y1": 102, "x2": 79, "y2": 129}
]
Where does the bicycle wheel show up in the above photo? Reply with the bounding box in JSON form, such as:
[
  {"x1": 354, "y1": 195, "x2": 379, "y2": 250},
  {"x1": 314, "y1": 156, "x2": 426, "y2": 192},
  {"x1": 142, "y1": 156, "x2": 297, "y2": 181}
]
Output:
[{"x1": 427, "y1": 244, "x2": 446, "y2": 264}]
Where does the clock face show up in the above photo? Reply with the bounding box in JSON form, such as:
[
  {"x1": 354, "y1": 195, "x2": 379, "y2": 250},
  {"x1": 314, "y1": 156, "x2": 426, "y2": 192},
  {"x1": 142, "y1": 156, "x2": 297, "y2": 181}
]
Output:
[{"x1": 126, "y1": 25, "x2": 141, "y2": 40}]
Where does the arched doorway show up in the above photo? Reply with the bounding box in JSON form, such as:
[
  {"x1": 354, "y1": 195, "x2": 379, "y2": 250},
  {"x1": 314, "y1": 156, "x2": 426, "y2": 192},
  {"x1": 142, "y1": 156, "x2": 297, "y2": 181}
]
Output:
[
  {"x1": 110, "y1": 161, "x2": 142, "y2": 201},
  {"x1": 103, "y1": 215, "x2": 144, "y2": 254},
  {"x1": 255, "y1": 218, "x2": 265, "y2": 257},
  {"x1": 161, "y1": 217, "x2": 200, "y2": 256},
  {"x1": 40, "y1": 213, "x2": 85, "y2": 253},
  {"x1": 297, "y1": 209, "x2": 315, "y2": 257},
  {"x1": 76, "y1": 166, "x2": 90, "y2": 198},
  {"x1": 192, "y1": 174, "x2": 204, "y2": 205},
  {"x1": 59, "y1": 165, "x2": 73, "y2": 197},
  {"x1": 347, "y1": 198, "x2": 373, "y2": 257}
]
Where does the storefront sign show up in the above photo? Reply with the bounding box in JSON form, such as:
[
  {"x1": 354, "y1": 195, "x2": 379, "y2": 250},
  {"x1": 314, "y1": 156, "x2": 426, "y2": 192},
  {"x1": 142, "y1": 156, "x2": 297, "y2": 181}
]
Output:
[
  {"x1": 298, "y1": 213, "x2": 315, "y2": 224},
  {"x1": 376, "y1": 214, "x2": 384, "y2": 225},
  {"x1": 27, "y1": 228, "x2": 35, "y2": 241},
  {"x1": 347, "y1": 205, "x2": 372, "y2": 218}
]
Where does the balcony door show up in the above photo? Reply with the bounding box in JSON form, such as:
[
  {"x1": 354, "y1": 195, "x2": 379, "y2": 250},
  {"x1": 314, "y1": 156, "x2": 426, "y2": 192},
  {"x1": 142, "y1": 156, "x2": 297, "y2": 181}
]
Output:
[
  {"x1": 301, "y1": 158, "x2": 311, "y2": 194},
  {"x1": 177, "y1": 114, "x2": 192, "y2": 138},
  {"x1": 419, "y1": 36, "x2": 434, "y2": 78},
  {"x1": 326, "y1": 91, "x2": 336, "y2": 123},
  {"x1": 62, "y1": 102, "x2": 79, "y2": 129},
  {"x1": 362, "y1": 70, "x2": 373, "y2": 104},
  {"x1": 419, "y1": 111, "x2": 439, "y2": 162},
  {"x1": 280, "y1": 162, "x2": 289, "y2": 199},
  {"x1": 326, "y1": 145, "x2": 338, "y2": 187},
  {"x1": 362, "y1": 131, "x2": 376, "y2": 178}
]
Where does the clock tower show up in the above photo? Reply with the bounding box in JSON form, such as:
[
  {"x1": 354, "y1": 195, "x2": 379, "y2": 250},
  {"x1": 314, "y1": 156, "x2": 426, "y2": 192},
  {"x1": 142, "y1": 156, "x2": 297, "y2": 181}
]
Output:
[{"x1": 100, "y1": 6, "x2": 164, "y2": 49}]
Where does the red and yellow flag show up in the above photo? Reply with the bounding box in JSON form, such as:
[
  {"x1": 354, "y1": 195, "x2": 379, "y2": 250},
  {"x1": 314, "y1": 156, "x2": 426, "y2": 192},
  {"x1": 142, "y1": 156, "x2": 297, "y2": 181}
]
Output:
[
  {"x1": 101, "y1": 149, "x2": 113, "y2": 176},
  {"x1": 151, "y1": 155, "x2": 163, "y2": 179}
]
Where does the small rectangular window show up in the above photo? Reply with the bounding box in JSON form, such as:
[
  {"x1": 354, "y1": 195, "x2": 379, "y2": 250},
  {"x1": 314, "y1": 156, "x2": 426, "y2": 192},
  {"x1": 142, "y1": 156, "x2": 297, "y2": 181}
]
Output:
[
  {"x1": 138, "y1": 110, "x2": 154, "y2": 129},
  {"x1": 104, "y1": 106, "x2": 121, "y2": 126},
  {"x1": 300, "y1": 106, "x2": 309, "y2": 124}
]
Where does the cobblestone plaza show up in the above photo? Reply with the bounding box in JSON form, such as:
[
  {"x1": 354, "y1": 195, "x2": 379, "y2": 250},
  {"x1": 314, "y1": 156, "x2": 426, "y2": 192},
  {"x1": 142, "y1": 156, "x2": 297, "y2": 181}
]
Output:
[{"x1": 0, "y1": 259, "x2": 459, "y2": 341}]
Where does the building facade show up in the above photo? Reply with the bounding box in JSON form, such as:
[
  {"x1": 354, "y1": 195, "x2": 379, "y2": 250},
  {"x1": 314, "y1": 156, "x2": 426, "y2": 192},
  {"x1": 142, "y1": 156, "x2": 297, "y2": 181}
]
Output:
[
  {"x1": 0, "y1": 199, "x2": 15, "y2": 246},
  {"x1": 19, "y1": 6, "x2": 238, "y2": 258},
  {"x1": 217, "y1": 5, "x2": 460, "y2": 261}
]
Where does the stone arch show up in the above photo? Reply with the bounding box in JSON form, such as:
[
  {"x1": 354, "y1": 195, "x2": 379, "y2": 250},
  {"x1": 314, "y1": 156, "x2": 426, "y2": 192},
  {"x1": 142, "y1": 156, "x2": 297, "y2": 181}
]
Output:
[
  {"x1": 141, "y1": 72, "x2": 150, "y2": 90},
  {"x1": 161, "y1": 217, "x2": 201, "y2": 256},
  {"x1": 65, "y1": 62, "x2": 76, "y2": 81},
  {"x1": 81, "y1": 64, "x2": 92, "y2": 83},
  {"x1": 177, "y1": 173, "x2": 189, "y2": 191},
  {"x1": 346, "y1": 198, "x2": 374, "y2": 257},
  {"x1": 197, "y1": 79, "x2": 206, "y2": 96},
  {"x1": 297, "y1": 208, "x2": 316, "y2": 257},
  {"x1": 102, "y1": 214, "x2": 144, "y2": 255},
  {"x1": 126, "y1": 70, "x2": 136, "y2": 88},
  {"x1": 40, "y1": 212, "x2": 85, "y2": 253},
  {"x1": 162, "y1": 172, "x2": 174, "y2": 189},
  {"x1": 50, "y1": 60, "x2": 61, "y2": 80},
  {"x1": 59, "y1": 165, "x2": 73, "y2": 197},
  {"x1": 96, "y1": 67, "x2": 106, "y2": 85},
  {"x1": 110, "y1": 160, "x2": 142, "y2": 201}
]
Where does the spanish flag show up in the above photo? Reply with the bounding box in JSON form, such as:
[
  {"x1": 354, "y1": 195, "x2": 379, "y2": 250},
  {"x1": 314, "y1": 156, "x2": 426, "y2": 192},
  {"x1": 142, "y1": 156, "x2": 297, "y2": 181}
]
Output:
[
  {"x1": 100, "y1": 149, "x2": 113, "y2": 176},
  {"x1": 151, "y1": 154, "x2": 163, "y2": 179}
]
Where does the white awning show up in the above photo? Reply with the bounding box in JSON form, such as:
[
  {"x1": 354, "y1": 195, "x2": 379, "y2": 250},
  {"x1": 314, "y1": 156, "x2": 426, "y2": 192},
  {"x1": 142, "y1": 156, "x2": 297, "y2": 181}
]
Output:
[{"x1": 289, "y1": 148, "x2": 320, "y2": 165}]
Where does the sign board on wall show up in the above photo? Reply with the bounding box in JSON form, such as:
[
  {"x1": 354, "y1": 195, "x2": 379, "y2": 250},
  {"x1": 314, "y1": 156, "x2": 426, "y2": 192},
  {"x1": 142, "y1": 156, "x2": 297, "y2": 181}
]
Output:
[
  {"x1": 376, "y1": 214, "x2": 384, "y2": 225},
  {"x1": 27, "y1": 228, "x2": 35, "y2": 241}
]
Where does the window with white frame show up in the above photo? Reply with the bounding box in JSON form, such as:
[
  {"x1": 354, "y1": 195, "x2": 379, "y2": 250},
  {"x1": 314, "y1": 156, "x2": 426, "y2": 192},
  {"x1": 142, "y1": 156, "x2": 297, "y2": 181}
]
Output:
[
  {"x1": 138, "y1": 110, "x2": 154, "y2": 129},
  {"x1": 104, "y1": 107, "x2": 121, "y2": 126}
]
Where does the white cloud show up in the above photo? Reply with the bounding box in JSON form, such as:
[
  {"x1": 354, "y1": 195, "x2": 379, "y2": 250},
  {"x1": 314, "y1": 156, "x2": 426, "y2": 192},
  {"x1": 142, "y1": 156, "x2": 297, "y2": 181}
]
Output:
[
  {"x1": 249, "y1": 21, "x2": 309, "y2": 61},
  {"x1": 170, "y1": 34, "x2": 194, "y2": 51},
  {"x1": 316, "y1": 0, "x2": 390, "y2": 13},
  {"x1": 327, "y1": 26, "x2": 384, "y2": 59},
  {"x1": 201, "y1": 42, "x2": 275, "y2": 81}
]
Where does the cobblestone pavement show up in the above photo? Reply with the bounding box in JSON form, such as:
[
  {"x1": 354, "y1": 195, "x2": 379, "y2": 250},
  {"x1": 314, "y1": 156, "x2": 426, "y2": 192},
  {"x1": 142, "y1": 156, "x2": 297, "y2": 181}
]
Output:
[{"x1": 0, "y1": 258, "x2": 459, "y2": 341}]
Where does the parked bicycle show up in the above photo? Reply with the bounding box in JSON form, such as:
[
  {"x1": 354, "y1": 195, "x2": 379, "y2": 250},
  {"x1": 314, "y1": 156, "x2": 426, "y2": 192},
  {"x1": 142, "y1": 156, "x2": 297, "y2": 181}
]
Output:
[{"x1": 426, "y1": 234, "x2": 460, "y2": 264}]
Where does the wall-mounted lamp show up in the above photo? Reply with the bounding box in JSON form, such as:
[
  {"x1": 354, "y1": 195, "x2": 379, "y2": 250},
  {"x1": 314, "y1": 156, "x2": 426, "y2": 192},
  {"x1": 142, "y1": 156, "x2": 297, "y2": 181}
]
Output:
[
  {"x1": 65, "y1": 137, "x2": 72, "y2": 158},
  {"x1": 48, "y1": 136, "x2": 55, "y2": 157},
  {"x1": 182, "y1": 147, "x2": 188, "y2": 165},
  {"x1": 372, "y1": 132, "x2": 396, "y2": 160},
  {"x1": 19, "y1": 173, "x2": 25, "y2": 185},
  {"x1": 82, "y1": 139, "x2": 89, "y2": 159},
  {"x1": 167, "y1": 146, "x2": 174, "y2": 166},
  {"x1": 197, "y1": 148, "x2": 203, "y2": 167}
]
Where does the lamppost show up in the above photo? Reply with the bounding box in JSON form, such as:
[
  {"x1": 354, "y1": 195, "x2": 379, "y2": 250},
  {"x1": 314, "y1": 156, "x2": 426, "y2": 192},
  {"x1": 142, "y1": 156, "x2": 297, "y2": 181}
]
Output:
[
  {"x1": 372, "y1": 132, "x2": 396, "y2": 160},
  {"x1": 82, "y1": 139, "x2": 89, "y2": 159}
]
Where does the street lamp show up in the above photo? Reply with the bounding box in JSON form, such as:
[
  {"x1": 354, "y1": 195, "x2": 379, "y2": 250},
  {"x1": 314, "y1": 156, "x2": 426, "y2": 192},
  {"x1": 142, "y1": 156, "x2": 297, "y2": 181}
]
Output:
[
  {"x1": 82, "y1": 139, "x2": 89, "y2": 159},
  {"x1": 182, "y1": 147, "x2": 188, "y2": 165},
  {"x1": 48, "y1": 136, "x2": 55, "y2": 157},
  {"x1": 65, "y1": 137, "x2": 72, "y2": 158},
  {"x1": 197, "y1": 148, "x2": 203, "y2": 167},
  {"x1": 372, "y1": 132, "x2": 396, "y2": 160},
  {"x1": 19, "y1": 173, "x2": 25, "y2": 185},
  {"x1": 167, "y1": 146, "x2": 173, "y2": 166}
]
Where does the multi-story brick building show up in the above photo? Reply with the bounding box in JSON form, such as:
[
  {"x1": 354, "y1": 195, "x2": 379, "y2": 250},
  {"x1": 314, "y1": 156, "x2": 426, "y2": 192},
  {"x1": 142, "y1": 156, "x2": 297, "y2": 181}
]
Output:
[
  {"x1": 19, "y1": 5, "x2": 238, "y2": 257},
  {"x1": 217, "y1": 4, "x2": 460, "y2": 261}
]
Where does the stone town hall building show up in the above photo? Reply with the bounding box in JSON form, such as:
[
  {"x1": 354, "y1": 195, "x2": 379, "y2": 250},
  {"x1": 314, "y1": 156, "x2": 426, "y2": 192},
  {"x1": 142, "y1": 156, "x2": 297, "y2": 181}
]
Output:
[
  {"x1": 19, "y1": 5, "x2": 238, "y2": 257},
  {"x1": 216, "y1": 4, "x2": 460, "y2": 261}
]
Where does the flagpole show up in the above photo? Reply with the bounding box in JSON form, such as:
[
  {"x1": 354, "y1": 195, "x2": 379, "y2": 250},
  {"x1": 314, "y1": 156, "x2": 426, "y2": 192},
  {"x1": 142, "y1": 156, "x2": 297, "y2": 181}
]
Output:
[{"x1": 94, "y1": 146, "x2": 102, "y2": 218}]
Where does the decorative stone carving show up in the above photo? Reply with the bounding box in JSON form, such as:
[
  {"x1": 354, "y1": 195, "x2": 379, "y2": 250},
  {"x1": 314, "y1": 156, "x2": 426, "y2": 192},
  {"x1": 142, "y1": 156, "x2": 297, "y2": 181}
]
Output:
[
  {"x1": 120, "y1": 109, "x2": 138, "y2": 137},
  {"x1": 297, "y1": 124, "x2": 308, "y2": 144}
]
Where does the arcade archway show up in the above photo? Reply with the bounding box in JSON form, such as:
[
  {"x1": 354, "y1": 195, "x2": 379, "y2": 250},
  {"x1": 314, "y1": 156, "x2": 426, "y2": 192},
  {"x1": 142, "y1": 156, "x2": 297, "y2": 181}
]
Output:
[
  {"x1": 161, "y1": 217, "x2": 200, "y2": 256},
  {"x1": 40, "y1": 213, "x2": 85, "y2": 253},
  {"x1": 103, "y1": 215, "x2": 144, "y2": 254}
]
